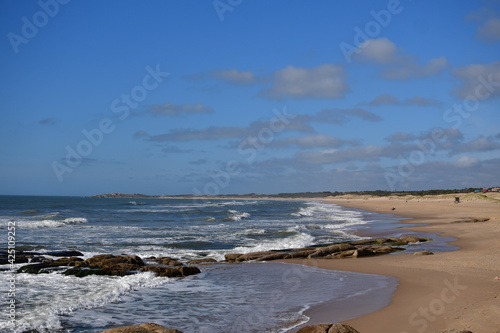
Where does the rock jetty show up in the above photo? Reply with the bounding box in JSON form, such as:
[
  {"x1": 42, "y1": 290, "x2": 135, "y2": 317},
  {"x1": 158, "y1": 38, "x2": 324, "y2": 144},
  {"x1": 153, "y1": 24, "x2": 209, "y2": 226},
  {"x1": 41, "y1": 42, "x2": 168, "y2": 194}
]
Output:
[
  {"x1": 102, "y1": 322, "x2": 183, "y2": 333},
  {"x1": 16, "y1": 253, "x2": 201, "y2": 278},
  {"x1": 224, "y1": 235, "x2": 430, "y2": 263}
]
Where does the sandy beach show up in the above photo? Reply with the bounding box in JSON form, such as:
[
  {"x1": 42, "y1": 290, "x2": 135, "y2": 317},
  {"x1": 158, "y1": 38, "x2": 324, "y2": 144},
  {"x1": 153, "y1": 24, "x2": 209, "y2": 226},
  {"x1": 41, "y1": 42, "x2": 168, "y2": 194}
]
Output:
[{"x1": 284, "y1": 193, "x2": 500, "y2": 333}]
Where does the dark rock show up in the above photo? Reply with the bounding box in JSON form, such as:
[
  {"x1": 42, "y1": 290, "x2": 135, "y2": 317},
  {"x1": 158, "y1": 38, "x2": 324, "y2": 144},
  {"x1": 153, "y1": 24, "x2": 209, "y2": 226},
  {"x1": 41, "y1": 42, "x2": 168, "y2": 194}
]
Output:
[
  {"x1": 256, "y1": 252, "x2": 291, "y2": 261},
  {"x1": 45, "y1": 250, "x2": 84, "y2": 257},
  {"x1": 140, "y1": 323, "x2": 183, "y2": 333},
  {"x1": 297, "y1": 323, "x2": 360, "y2": 333},
  {"x1": 85, "y1": 254, "x2": 145, "y2": 270},
  {"x1": 437, "y1": 330, "x2": 473, "y2": 333},
  {"x1": 414, "y1": 250, "x2": 434, "y2": 256},
  {"x1": 328, "y1": 323, "x2": 361, "y2": 333},
  {"x1": 400, "y1": 235, "x2": 428, "y2": 243},
  {"x1": 179, "y1": 266, "x2": 201, "y2": 277},
  {"x1": 224, "y1": 253, "x2": 241, "y2": 262},
  {"x1": 308, "y1": 244, "x2": 356, "y2": 258},
  {"x1": 140, "y1": 266, "x2": 178, "y2": 277},
  {"x1": 17, "y1": 263, "x2": 51, "y2": 274},
  {"x1": 187, "y1": 258, "x2": 217, "y2": 265},
  {"x1": 235, "y1": 251, "x2": 276, "y2": 262},
  {"x1": 349, "y1": 238, "x2": 390, "y2": 246},
  {"x1": 352, "y1": 247, "x2": 375, "y2": 258},
  {"x1": 102, "y1": 323, "x2": 183, "y2": 333},
  {"x1": 288, "y1": 249, "x2": 317, "y2": 258},
  {"x1": 63, "y1": 267, "x2": 109, "y2": 277},
  {"x1": 155, "y1": 257, "x2": 183, "y2": 266},
  {"x1": 329, "y1": 250, "x2": 356, "y2": 259}
]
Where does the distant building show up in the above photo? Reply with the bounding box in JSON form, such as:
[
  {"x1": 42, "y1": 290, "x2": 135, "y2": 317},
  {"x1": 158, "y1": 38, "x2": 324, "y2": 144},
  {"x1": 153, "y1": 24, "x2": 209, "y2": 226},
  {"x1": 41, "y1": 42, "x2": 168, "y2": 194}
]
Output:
[{"x1": 491, "y1": 187, "x2": 500, "y2": 192}]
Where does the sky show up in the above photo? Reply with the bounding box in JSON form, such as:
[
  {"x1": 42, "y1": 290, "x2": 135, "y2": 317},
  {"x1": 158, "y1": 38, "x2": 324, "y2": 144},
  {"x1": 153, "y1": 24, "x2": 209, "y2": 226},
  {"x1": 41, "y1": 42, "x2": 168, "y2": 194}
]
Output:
[{"x1": 1, "y1": 0, "x2": 499, "y2": 196}]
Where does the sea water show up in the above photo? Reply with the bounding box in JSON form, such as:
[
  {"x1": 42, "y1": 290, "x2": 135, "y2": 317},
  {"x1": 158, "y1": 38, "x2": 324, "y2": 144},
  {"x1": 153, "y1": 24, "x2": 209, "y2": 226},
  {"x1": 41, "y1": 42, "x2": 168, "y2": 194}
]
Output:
[{"x1": 0, "y1": 196, "x2": 399, "y2": 332}]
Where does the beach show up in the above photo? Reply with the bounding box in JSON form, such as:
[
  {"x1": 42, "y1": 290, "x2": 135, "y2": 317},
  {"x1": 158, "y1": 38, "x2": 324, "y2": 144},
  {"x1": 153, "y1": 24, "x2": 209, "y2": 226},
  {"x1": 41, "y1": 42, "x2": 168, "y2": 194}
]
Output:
[{"x1": 284, "y1": 193, "x2": 500, "y2": 333}]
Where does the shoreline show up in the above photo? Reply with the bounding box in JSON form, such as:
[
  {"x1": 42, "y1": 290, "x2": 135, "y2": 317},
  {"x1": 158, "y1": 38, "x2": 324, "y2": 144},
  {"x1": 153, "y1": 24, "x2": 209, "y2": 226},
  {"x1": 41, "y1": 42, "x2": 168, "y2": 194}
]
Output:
[{"x1": 282, "y1": 193, "x2": 500, "y2": 333}]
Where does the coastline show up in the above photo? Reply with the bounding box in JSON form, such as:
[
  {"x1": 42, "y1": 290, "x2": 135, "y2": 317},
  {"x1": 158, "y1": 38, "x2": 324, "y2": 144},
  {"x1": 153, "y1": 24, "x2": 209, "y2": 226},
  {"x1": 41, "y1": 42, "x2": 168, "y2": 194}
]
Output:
[{"x1": 283, "y1": 193, "x2": 500, "y2": 333}]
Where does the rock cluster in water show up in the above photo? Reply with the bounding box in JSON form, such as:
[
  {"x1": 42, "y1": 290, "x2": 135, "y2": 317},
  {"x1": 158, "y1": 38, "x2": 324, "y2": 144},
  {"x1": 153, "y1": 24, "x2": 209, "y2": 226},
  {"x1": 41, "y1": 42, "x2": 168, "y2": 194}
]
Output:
[
  {"x1": 224, "y1": 235, "x2": 431, "y2": 262},
  {"x1": 15, "y1": 253, "x2": 201, "y2": 278},
  {"x1": 101, "y1": 322, "x2": 183, "y2": 332}
]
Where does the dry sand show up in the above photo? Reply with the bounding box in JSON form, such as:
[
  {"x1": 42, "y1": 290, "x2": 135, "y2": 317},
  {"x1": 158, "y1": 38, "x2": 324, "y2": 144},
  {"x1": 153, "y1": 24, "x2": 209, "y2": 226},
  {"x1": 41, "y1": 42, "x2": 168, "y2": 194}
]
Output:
[{"x1": 283, "y1": 193, "x2": 500, "y2": 333}]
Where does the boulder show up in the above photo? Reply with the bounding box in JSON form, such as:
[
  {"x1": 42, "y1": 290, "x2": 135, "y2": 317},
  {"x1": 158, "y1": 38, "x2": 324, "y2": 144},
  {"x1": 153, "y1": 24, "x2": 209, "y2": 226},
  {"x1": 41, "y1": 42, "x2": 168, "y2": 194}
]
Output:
[
  {"x1": 297, "y1": 323, "x2": 332, "y2": 333},
  {"x1": 46, "y1": 250, "x2": 84, "y2": 257},
  {"x1": 179, "y1": 266, "x2": 201, "y2": 277},
  {"x1": 256, "y1": 252, "x2": 291, "y2": 261},
  {"x1": 155, "y1": 257, "x2": 183, "y2": 267},
  {"x1": 437, "y1": 330, "x2": 473, "y2": 333},
  {"x1": 288, "y1": 249, "x2": 316, "y2": 259},
  {"x1": 352, "y1": 247, "x2": 375, "y2": 258},
  {"x1": 140, "y1": 265, "x2": 200, "y2": 278},
  {"x1": 224, "y1": 253, "x2": 241, "y2": 262},
  {"x1": 17, "y1": 263, "x2": 51, "y2": 274},
  {"x1": 328, "y1": 323, "x2": 361, "y2": 333},
  {"x1": 400, "y1": 235, "x2": 427, "y2": 243},
  {"x1": 102, "y1": 322, "x2": 183, "y2": 333},
  {"x1": 63, "y1": 267, "x2": 109, "y2": 277},
  {"x1": 308, "y1": 244, "x2": 356, "y2": 258},
  {"x1": 414, "y1": 250, "x2": 434, "y2": 256},
  {"x1": 297, "y1": 323, "x2": 360, "y2": 333},
  {"x1": 329, "y1": 250, "x2": 356, "y2": 259},
  {"x1": 235, "y1": 251, "x2": 276, "y2": 262},
  {"x1": 140, "y1": 323, "x2": 183, "y2": 333},
  {"x1": 187, "y1": 258, "x2": 217, "y2": 265}
]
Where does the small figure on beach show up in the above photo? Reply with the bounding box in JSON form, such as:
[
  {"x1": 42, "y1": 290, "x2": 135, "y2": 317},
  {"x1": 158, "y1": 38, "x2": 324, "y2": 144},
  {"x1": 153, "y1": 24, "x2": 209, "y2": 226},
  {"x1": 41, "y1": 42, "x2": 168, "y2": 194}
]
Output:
[{"x1": 454, "y1": 197, "x2": 460, "y2": 204}]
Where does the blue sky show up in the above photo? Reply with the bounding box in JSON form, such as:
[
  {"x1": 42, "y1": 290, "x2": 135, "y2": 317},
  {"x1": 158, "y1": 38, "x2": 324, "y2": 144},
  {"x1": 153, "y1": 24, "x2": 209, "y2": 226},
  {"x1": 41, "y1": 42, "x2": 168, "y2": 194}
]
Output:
[{"x1": 1, "y1": 0, "x2": 499, "y2": 196}]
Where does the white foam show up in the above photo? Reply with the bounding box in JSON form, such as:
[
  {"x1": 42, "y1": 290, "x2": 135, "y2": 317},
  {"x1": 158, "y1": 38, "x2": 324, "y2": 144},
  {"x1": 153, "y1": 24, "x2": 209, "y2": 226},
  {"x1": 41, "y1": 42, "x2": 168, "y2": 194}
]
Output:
[
  {"x1": 0, "y1": 271, "x2": 170, "y2": 333},
  {"x1": 225, "y1": 210, "x2": 250, "y2": 221},
  {"x1": 233, "y1": 232, "x2": 315, "y2": 253}
]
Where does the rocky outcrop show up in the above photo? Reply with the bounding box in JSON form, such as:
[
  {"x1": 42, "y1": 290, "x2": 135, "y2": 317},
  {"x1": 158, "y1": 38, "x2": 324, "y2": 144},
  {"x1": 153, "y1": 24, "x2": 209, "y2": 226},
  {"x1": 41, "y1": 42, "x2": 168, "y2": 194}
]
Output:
[
  {"x1": 413, "y1": 250, "x2": 434, "y2": 256},
  {"x1": 17, "y1": 254, "x2": 201, "y2": 278},
  {"x1": 297, "y1": 323, "x2": 360, "y2": 333},
  {"x1": 0, "y1": 250, "x2": 84, "y2": 265},
  {"x1": 187, "y1": 258, "x2": 217, "y2": 265},
  {"x1": 224, "y1": 235, "x2": 429, "y2": 263},
  {"x1": 102, "y1": 322, "x2": 183, "y2": 333},
  {"x1": 153, "y1": 257, "x2": 184, "y2": 267}
]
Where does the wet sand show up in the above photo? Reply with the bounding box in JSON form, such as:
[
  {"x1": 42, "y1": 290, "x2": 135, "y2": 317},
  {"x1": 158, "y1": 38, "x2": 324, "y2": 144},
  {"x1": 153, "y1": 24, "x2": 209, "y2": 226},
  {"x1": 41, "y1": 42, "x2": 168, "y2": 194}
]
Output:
[{"x1": 283, "y1": 193, "x2": 500, "y2": 333}]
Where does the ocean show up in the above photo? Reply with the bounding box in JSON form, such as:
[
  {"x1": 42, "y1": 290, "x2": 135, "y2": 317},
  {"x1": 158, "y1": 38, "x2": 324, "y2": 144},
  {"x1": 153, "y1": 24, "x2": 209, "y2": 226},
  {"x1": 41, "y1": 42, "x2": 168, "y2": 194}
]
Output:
[{"x1": 0, "y1": 195, "x2": 402, "y2": 333}]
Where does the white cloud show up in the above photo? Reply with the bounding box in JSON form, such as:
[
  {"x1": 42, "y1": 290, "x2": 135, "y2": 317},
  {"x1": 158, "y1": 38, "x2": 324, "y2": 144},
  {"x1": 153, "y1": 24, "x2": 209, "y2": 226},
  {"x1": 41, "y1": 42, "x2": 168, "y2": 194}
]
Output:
[
  {"x1": 382, "y1": 56, "x2": 449, "y2": 80},
  {"x1": 148, "y1": 103, "x2": 214, "y2": 116},
  {"x1": 259, "y1": 64, "x2": 350, "y2": 100},
  {"x1": 454, "y1": 156, "x2": 480, "y2": 168},
  {"x1": 368, "y1": 93, "x2": 442, "y2": 107},
  {"x1": 355, "y1": 38, "x2": 398, "y2": 63},
  {"x1": 354, "y1": 38, "x2": 449, "y2": 80},
  {"x1": 211, "y1": 69, "x2": 258, "y2": 86},
  {"x1": 477, "y1": 17, "x2": 500, "y2": 43},
  {"x1": 452, "y1": 61, "x2": 500, "y2": 99},
  {"x1": 272, "y1": 134, "x2": 359, "y2": 149}
]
